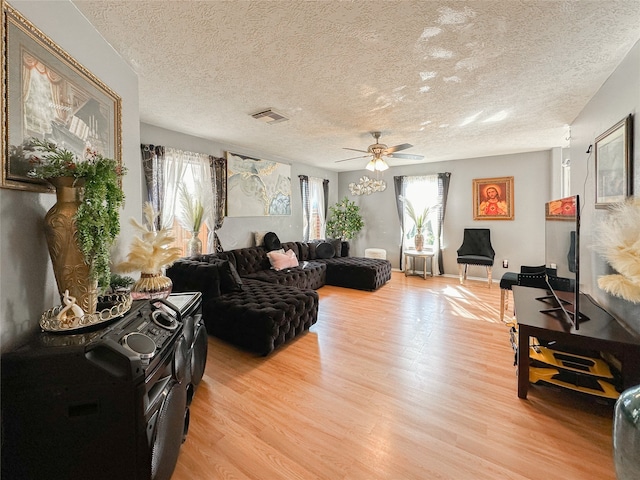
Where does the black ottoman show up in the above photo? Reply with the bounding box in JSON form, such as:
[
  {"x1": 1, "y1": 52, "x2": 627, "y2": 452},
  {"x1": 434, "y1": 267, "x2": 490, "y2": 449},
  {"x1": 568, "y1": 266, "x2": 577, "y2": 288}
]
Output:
[
  {"x1": 202, "y1": 279, "x2": 319, "y2": 356},
  {"x1": 322, "y1": 257, "x2": 392, "y2": 291}
]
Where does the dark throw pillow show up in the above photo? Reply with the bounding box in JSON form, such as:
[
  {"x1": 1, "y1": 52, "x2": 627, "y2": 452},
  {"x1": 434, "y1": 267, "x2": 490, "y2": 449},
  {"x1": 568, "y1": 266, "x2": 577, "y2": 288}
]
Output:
[
  {"x1": 330, "y1": 239, "x2": 342, "y2": 258},
  {"x1": 207, "y1": 258, "x2": 243, "y2": 293},
  {"x1": 264, "y1": 232, "x2": 282, "y2": 252},
  {"x1": 315, "y1": 241, "x2": 335, "y2": 259}
]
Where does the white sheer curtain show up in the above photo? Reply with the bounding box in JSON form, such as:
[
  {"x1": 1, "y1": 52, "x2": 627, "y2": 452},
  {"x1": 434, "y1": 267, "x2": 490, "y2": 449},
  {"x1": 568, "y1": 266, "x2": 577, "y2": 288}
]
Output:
[
  {"x1": 402, "y1": 174, "x2": 440, "y2": 252},
  {"x1": 309, "y1": 176, "x2": 326, "y2": 240},
  {"x1": 162, "y1": 148, "x2": 215, "y2": 251}
]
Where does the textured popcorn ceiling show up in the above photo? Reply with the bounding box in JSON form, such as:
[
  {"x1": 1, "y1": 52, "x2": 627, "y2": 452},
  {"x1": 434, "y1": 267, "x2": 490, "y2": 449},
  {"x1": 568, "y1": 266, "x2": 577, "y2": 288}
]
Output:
[{"x1": 73, "y1": 0, "x2": 640, "y2": 171}]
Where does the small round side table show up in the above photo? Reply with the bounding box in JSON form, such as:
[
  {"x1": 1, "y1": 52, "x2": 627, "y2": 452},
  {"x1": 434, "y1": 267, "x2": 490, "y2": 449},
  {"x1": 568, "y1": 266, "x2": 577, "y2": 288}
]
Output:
[{"x1": 404, "y1": 250, "x2": 434, "y2": 279}]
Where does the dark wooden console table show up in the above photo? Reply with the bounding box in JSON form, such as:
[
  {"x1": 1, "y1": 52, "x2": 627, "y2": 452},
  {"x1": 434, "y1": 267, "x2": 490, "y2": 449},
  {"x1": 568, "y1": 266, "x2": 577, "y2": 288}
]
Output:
[{"x1": 513, "y1": 285, "x2": 640, "y2": 399}]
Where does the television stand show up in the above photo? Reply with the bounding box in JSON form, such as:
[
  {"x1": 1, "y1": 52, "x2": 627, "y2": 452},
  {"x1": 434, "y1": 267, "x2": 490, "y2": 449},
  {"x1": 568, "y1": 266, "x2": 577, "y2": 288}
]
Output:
[{"x1": 513, "y1": 286, "x2": 640, "y2": 400}]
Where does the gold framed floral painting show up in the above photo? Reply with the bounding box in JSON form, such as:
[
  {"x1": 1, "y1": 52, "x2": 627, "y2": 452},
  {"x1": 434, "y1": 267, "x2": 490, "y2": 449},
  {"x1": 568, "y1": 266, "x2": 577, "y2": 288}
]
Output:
[
  {"x1": 1, "y1": 1, "x2": 122, "y2": 192},
  {"x1": 473, "y1": 176, "x2": 514, "y2": 220}
]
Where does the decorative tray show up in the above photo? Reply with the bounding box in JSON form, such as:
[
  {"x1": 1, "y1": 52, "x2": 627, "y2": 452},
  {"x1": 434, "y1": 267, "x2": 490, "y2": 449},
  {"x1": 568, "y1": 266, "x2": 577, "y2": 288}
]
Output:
[{"x1": 39, "y1": 292, "x2": 133, "y2": 333}]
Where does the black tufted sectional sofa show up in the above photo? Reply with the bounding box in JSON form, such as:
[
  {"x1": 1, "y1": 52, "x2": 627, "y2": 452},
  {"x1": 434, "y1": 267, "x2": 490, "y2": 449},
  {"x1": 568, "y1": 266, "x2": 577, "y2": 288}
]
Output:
[{"x1": 167, "y1": 240, "x2": 391, "y2": 355}]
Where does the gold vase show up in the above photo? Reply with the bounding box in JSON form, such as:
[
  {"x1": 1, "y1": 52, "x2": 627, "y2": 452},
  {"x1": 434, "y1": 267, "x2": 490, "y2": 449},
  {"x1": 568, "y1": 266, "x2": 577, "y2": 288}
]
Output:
[
  {"x1": 415, "y1": 233, "x2": 424, "y2": 252},
  {"x1": 44, "y1": 177, "x2": 98, "y2": 314},
  {"x1": 131, "y1": 272, "x2": 173, "y2": 300}
]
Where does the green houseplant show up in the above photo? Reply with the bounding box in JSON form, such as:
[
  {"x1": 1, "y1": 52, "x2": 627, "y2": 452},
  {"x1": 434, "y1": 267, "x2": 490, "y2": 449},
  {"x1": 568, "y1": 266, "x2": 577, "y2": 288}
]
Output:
[
  {"x1": 26, "y1": 138, "x2": 126, "y2": 310},
  {"x1": 326, "y1": 197, "x2": 364, "y2": 240}
]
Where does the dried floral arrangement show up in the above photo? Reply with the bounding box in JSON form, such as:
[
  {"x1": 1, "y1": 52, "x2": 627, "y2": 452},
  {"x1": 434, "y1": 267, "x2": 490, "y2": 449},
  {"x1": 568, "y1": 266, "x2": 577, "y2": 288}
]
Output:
[
  {"x1": 116, "y1": 202, "x2": 182, "y2": 274},
  {"x1": 177, "y1": 181, "x2": 212, "y2": 233},
  {"x1": 595, "y1": 198, "x2": 640, "y2": 302}
]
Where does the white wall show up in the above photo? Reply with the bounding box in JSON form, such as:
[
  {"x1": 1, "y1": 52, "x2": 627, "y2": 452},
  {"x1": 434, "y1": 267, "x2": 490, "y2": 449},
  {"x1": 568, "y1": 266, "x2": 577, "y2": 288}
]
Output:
[
  {"x1": 570, "y1": 39, "x2": 640, "y2": 333},
  {"x1": 0, "y1": 1, "x2": 141, "y2": 351},
  {"x1": 140, "y1": 123, "x2": 340, "y2": 250},
  {"x1": 337, "y1": 150, "x2": 551, "y2": 278}
]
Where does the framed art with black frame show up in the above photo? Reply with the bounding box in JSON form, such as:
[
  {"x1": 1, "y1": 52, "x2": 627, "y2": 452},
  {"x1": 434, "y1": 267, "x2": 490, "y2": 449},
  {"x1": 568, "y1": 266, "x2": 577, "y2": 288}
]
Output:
[
  {"x1": 1, "y1": 1, "x2": 122, "y2": 192},
  {"x1": 595, "y1": 115, "x2": 633, "y2": 208}
]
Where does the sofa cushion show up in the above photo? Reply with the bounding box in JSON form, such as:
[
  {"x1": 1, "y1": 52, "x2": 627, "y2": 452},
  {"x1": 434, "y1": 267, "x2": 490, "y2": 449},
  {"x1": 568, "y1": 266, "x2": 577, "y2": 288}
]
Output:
[
  {"x1": 254, "y1": 231, "x2": 268, "y2": 247},
  {"x1": 243, "y1": 261, "x2": 326, "y2": 290},
  {"x1": 296, "y1": 242, "x2": 310, "y2": 261},
  {"x1": 231, "y1": 246, "x2": 271, "y2": 275},
  {"x1": 207, "y1": 258, "x2": 243, "y2": 293},
  {"x1": 315, "y1": 242, "x2": 334, "y2": 259},
  {"x1": 264, "y1": 232, "x2": 282, "y2": 251},
  {"x1": 267, "y1": 249, "x2": 299, "y2": 271},
  {"x1": 329, "y1": 239, "x2": 342, "y2": 258}
]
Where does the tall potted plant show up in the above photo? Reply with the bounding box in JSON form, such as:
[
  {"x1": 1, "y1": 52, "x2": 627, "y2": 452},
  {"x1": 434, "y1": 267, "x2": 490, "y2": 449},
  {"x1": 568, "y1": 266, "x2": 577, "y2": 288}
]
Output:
[
  {"x1": 177, "y1": 181, "x2": 211, "y2": 256},
  {"x1": 326, "y1": 197, "x2": 364, "y2": 240},
  {"x1": 26, "y1": 138, "x2": 126, "y2": 314},
  {"x1": 405, "y1": 200, "x2": 430, "y2": 252}
]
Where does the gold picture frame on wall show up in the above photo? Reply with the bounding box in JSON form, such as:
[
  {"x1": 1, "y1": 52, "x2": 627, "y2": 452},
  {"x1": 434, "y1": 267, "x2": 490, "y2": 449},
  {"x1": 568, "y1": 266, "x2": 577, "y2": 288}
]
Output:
[
  {"x1": 472, "y1": 176, "x2": 514, "y2": 220},
  {"x1": 1, "y1": 0, "x2": 122, "y2": 192}
]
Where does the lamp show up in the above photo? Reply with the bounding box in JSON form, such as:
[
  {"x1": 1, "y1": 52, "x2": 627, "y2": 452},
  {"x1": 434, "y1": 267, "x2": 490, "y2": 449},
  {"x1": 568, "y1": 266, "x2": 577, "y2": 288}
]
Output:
[{"x1": 365, "y1": 153, "x2": 389, "y2": 172}]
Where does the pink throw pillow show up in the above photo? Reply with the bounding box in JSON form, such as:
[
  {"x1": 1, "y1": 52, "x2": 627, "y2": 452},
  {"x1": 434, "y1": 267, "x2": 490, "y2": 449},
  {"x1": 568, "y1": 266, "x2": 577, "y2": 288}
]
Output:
[{"x1": 267, "y1": 249, "x2": 299, "y2": 271}]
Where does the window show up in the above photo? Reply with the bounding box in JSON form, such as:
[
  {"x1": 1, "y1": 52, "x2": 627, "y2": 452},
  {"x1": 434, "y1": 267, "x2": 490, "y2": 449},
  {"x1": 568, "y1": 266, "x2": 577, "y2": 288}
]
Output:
[
  {"x1": 300, "y1": 176, "x2": 328, "y2": 241},
  {"x1": 162, "y1": 148, "x2": 214, "y2": 255},
  {"x1": 402, "y1": 175, "x2": 440, "y2": 251}
]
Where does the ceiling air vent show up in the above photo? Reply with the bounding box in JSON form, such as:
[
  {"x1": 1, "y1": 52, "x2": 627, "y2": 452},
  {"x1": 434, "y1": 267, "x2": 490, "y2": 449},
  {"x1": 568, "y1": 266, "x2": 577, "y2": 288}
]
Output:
[{"x1": 250, "y1": 108, "x2": 289, "y2": 125}]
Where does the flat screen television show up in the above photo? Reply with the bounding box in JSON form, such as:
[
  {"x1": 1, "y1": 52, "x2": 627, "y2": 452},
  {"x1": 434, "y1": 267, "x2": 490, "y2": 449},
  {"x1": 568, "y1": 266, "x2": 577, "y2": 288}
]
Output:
[{"x1": 539, "y1": 195, "x2": 588, "y2": 329}]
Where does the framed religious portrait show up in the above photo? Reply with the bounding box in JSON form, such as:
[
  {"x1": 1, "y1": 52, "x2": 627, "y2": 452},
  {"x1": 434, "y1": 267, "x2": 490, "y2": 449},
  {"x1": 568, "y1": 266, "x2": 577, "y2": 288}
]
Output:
[
  {"x1": 1, "y1": 1, "x2": 122, "y2": 192},
  {"x1": 473, "y1": 176, "x2": 514, "y2": 220},
  {"x1": 595, "y1": 115, "x2": 633, "y2": 208}
]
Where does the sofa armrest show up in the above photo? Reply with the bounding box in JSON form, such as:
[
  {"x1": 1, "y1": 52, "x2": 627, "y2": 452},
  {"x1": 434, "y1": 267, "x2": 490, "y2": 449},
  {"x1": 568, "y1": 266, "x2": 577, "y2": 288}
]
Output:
[{"x1": 167, "y1": 259, "x2": 222, "y2": 301}]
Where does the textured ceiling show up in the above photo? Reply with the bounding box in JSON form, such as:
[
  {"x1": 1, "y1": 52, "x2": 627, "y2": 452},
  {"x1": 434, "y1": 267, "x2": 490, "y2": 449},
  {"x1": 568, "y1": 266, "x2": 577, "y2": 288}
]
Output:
[{"x1": 72, "y1": 0, "x2": 640, "y2": 172}]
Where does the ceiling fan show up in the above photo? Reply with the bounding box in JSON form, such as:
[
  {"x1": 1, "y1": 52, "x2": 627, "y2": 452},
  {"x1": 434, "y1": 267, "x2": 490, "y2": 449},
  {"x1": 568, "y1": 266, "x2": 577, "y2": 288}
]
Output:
[{"x1": 336, "y1": 131, "x2": 424, "y2": 171}]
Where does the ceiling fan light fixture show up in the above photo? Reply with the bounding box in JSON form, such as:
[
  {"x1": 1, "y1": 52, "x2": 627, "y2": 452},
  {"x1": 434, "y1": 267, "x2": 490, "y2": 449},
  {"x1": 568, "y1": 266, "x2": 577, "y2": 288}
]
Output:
[
  {"x1": 375, "y1": 158, "x2": 389, "y2": 171},
  {"x1": 365, "y1": 159, "x2": 376, "y2": 171}
]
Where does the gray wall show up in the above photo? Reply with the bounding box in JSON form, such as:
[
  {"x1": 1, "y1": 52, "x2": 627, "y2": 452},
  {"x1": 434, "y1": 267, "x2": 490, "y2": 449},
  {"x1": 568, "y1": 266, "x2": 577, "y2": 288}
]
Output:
[
  {"x1": 140, "y1": 123, "x2": 340, "y2": 250},
  {"x1": 2, "y1": 5, "x2": 639, "y2": 353},
  {"x1": 570, "y1": 39, "x2": 640, "y2": 333},
  {"x1": 338, "y1": 150, "x2": 552, "y2": 278},
  {"x1": 0, "y1": 1, "x2": 141, "y2": 351}
]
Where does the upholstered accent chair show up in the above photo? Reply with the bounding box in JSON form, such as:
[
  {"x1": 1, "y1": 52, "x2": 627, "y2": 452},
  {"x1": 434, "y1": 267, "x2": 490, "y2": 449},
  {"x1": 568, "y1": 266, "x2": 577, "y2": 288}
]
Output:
[{"x1": 456, "y1": 228, "x2": 495, "y2": 287}]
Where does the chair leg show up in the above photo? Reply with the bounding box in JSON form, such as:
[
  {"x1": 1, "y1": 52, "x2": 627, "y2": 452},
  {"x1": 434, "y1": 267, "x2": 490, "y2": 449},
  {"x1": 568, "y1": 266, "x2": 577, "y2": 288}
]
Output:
[
  {"x1": 486, "y1": 266, "x2": 492, "y2": 288},
  {"x1": 458, "y1": 264, "x2": 464, "y2": 284}
]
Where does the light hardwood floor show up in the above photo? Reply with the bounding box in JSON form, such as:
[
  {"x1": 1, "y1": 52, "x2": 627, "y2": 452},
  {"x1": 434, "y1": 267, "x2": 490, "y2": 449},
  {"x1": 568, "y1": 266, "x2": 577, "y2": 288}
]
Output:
[{"x1": 172, "y1": 272, "x2": 616, "y2": 480}]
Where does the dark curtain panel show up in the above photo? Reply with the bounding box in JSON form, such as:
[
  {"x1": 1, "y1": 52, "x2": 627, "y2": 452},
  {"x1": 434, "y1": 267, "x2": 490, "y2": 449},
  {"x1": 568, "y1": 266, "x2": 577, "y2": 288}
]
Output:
[
  {"x1": 322, "y1": 179, "x2": 329, "y2": 219},
  {"x1": 393, "y1": 175, "x2": 405, "y2": 270},
  {"x1": 210, "y1": 156, "x2": 227, "y2": 253},
  {"x1": 299, "y1": 175, "x2": 310, "y2": 241},
  {"x1": 140, "y1": 144, "x2": 165, "y2": 230},
  {"x1": 437, "y1": 172, "x2": 452, "y2": 274}
]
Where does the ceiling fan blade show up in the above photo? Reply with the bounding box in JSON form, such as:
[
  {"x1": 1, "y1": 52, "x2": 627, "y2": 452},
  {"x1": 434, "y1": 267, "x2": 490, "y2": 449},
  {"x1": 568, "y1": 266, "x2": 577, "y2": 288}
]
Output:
[
  {"x1": 388, "y1": 153, "x2": 424, "y2": 160},
  {"x1": 335, "y1": 154, "x2": 371, "y2": 163},
  {"x1": 343, "y1": 147, "x2": 369, "y2": 153},
  {"x1": 385, "y1": 143, "x2": 413, "y2": 154}
]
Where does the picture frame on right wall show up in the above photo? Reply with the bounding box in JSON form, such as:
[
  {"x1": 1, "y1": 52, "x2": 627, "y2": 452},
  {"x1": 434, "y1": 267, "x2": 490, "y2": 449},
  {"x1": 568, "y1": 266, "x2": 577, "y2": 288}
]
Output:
[{"x1": 595, "y1": 114, "x2": 633, "y2": 208}]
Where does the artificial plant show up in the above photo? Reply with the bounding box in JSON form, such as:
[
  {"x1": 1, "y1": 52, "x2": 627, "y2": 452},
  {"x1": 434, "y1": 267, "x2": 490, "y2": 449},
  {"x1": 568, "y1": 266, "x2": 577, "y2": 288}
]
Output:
[{"x1": 326, "y1": 197, "x2": 364, "y2": 240}]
